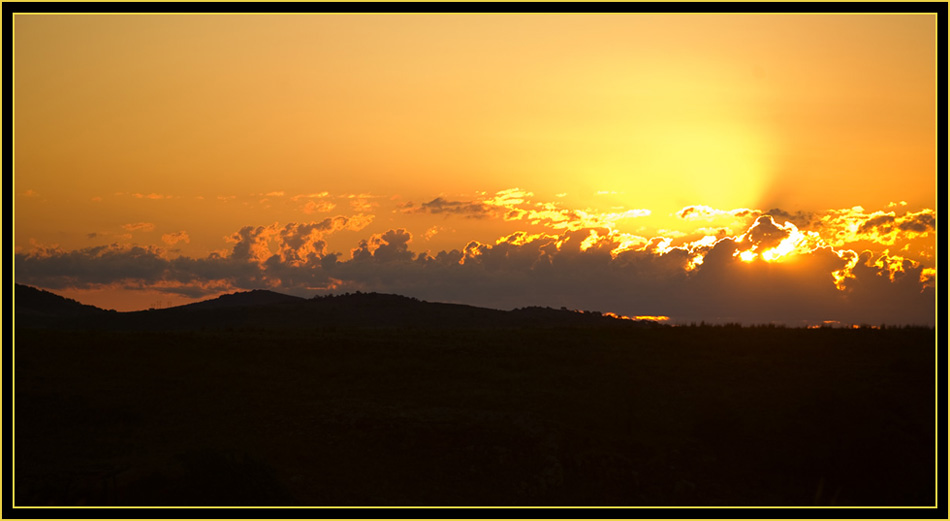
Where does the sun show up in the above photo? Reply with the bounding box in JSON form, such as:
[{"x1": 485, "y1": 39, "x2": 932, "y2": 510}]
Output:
[
  {"x1": 640, "y1": 121, "x2": 777, "y2": 211},
  {"x1": 733, "y1": 216, "x2": 820, "y2": 264}
]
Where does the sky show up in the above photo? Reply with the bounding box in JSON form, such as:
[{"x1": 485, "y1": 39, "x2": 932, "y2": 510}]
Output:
[{"x1": 14, "y1": 13, "x2": 938, "y2": 325}]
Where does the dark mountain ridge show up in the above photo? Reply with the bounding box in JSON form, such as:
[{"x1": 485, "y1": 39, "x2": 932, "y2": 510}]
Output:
[
  {"x1": 175, "y1": 289, "x2": 306, "y2": 310},
  {"x1": 13, "y1": 284, "x2": 664, "y2": 331},
  {"x1": 15, "y1": 284, "x2": 111, "y2": 317}
]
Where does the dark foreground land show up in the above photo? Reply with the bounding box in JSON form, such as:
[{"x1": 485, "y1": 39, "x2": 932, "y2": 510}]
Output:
[{"x1": 13, "y1": 290, "x2": 936, "y2": 507}]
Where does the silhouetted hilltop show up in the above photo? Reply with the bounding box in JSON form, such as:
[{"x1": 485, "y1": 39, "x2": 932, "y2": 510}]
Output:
[
  {"x1": 177, "y1": 289, "x2": 305, "y2": 311},
  {"x1": 14, "y1": 286, "x2": 663, "y2": 331},
  {"x1": 15, "y1": 285, "x2": 112, "y2": 329}
]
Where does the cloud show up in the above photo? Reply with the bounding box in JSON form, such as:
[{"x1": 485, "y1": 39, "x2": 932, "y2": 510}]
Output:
[
  {"x1": 744, "y1": 215, "x2": 790, "y2": 251},
  {"x1": 302, "y1": 200, "x2": 336, "y2": 214},
  {"x1": 897, "y1": 211, "x2": 935, "y2": 232},
  {"x1": 291, "y1": 192, "x2": 330, "y2": 201},
  {"x1": 819, "y1": 207, "x2": 935, "y2": 246},
  {"x1": 351, "y1": 229, "x2": 414, "y2": 264},
  {"x1": 677, "y1": 205, "x2": 759, "y2": 220},
  {"x1": 518, "y1": 203, "x2": 650, "y2": 231},
  {"x1": 225, "y1": 216, "x2": 373, "y2": 267},
  {"x1": 122, "y1": 222, "x2": 156, "y2": 232},
  {"x1": 162, "y1": 231, "x2": 191, "y2": 245},
  {"x1": 15, "y1": 211, "x2": 936, "y2": 326},
  {"x1": 350, "y1": 198, "x2": 377, "y2": 212},
  {"x1": 400, "y1": 197, "x2": 494, "y2": 218},
  {"x1": 422, "y1": 226, "x2": 445, "y2": 240},
  {"x1": 21, "y1": 189, "x2": 39, "y2": 197},
  {"x1": 762, "y1": 208, "x2": 817, "y2": 229},
  {"x1": 482, "y1": 188, "x2": 533, "y2": 207},
  {"x1": 17, "y1": 244, "x2": 173, "y2": 289},
  {"x1": 133, "y1": 193, "x2": 171, "y2": 200}
]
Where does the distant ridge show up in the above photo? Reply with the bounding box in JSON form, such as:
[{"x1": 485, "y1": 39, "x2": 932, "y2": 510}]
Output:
[
  {"x1": 178, "y1": 289, "x2": 305, "y2": 310},
  {"x1": 15, "y1": 284, "x2": 109, "y2": 317},
  {"x1": 14, "y1": 285, "x2": 665, "y2": 331}
]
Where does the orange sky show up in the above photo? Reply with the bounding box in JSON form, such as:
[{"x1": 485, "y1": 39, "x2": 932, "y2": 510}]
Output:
[{"x1": 13, "y1": 13, "x2": 938, "y2": 324}]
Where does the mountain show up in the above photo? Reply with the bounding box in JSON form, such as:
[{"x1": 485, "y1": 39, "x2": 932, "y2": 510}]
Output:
[
  {"x1": 15, "y1": 284, "x2": 113, "y2": 330},
  {"x1": 176, "y1": 289, "x2": 305, "y2": 310},
  {"x1": 14, "y1": 285, "x2": 665, "y2": 331},
  {"x1": 15, "y1": 284, "x2": 108, "y2": 315}
]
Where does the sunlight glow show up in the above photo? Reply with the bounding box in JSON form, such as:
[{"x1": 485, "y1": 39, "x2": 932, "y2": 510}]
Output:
[
  {"x1": 632, "y1": 315, "x2": 670, "y2": 322},
  {"x1": 686, "y1": 254, "x2": 705, "y2": 271},
  {"x1": 580, "y1": 229, "x2": 602, "y2": 252},
  {"x1": 738, "y1": 250, "x2": 757, "y2": 262}
]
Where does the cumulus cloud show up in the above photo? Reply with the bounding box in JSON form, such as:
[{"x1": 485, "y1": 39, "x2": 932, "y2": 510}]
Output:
[
  {"x1": 744, "y1": 215, "x2": 790, "y2": 251},
  {"x1": 897, "y1": 211, "x2": 935, "y2": 232},
  {"x1": 819, "y1": 207, "x2": 935, "y2": 246},
  {"x1": 351, "y1": 229, "x2": 414, "y2": 264}
]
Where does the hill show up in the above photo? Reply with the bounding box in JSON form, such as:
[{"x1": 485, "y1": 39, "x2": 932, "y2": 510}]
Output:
[
  {"x1": 13, "y1": 285, "x2": 664, "y2": 331},
  {"x1": 175, "y1": 289, "x2": 306, "y2": 310},
  {"x1": 14, "y1": 284, "x2": 112, "y2": 329},
  {"x1": 15, "y1": 284, "x2": 109, "y2": 315}
]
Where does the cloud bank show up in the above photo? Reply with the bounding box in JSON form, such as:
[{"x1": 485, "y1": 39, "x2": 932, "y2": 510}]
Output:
[{"x1": 16, "y1": 211, "x2": 936, "y2": 326}]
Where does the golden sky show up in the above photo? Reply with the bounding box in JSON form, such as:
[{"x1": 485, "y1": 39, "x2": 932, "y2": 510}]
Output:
[{"x1": 14, "y1": 13, "x2": 938, "y2": 324}]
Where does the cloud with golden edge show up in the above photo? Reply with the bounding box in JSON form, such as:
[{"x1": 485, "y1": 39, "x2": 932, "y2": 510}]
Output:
[
  {"x1": 676, "y1": 205, "x2": 759, "y2": 220},
  {"x1": 818, "y1": 207, "x2": 935, "y2": 247}
]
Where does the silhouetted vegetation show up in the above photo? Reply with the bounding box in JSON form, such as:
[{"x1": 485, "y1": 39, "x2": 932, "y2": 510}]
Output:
[{"x1": 13, "y1": 285, "x2": 937, "y2": 507}]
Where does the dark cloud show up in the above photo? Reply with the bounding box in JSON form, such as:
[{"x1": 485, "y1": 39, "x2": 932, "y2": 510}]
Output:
[
  {"x1": 859, "y1": 214, "x2": 896, "y2": 234},
  {"x1": 351, "y1": 229, "x2": 414, "y2": 264},
  {"x1": 897, "y1": 211, "x2": 935, "y2": 232},
  {"x1": 17, "y1": 244, "x2": 172, "y2": 289},
  {"x1": 763, "y1": 208, "x2": 817, "y2": 229},
  {"x1": 745, "y1": 216, "x2": 790, "y2": 251},
  {"x1": 400, "y1": 197, "x2": 494, "y2": 218}
]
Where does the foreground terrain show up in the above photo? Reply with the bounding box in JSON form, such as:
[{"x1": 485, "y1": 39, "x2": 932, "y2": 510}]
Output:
[{"x1": 13, "y1": 287, "x2": 937, "y2": 507}]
